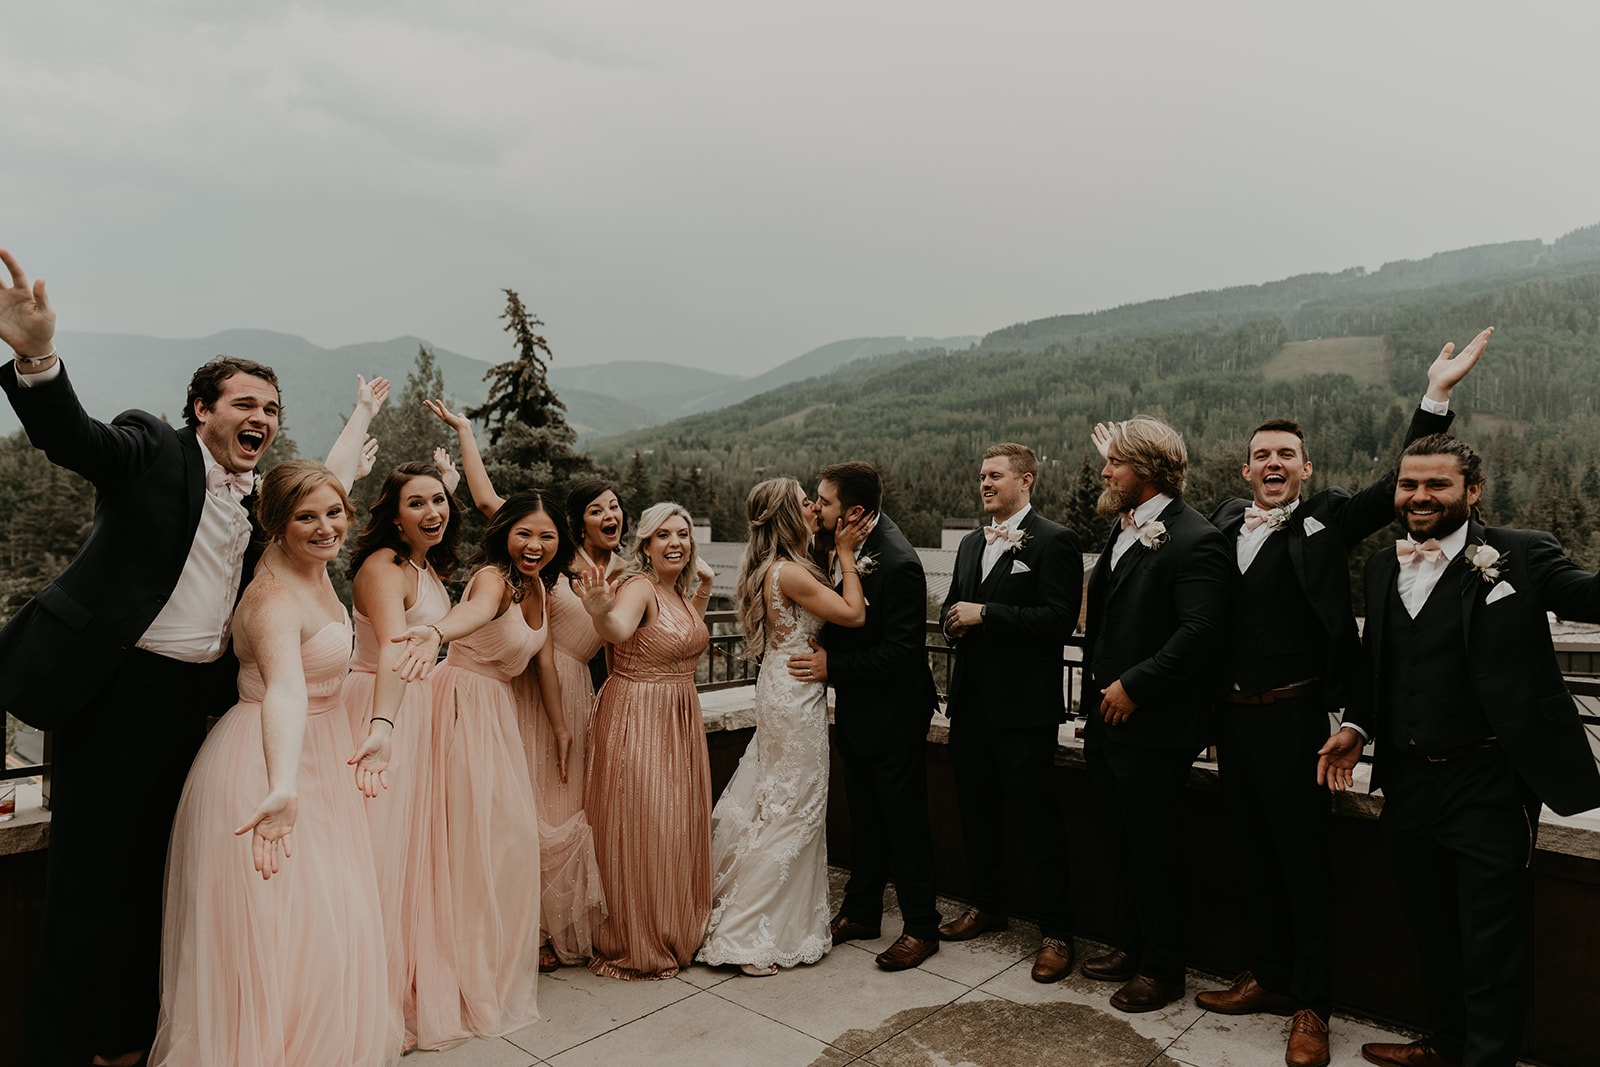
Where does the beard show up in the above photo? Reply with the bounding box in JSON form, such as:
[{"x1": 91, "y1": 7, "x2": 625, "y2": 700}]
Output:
[
  {"x1": 1097, "y1": 481, "x2": 1142, "y2": 518},
  {"x1": 1399, "y1": 491, "x2": 1472, "y2": 540}
]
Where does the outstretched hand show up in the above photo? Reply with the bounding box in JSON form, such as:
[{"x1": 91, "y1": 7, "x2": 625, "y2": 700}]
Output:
[
  {"x1": 433, "y1": 448, "x2": 461, "y2": 493},
  {"x1": 578, "y1": 565, "x2": 618, "y2": 618},
  {"x1": 1425, "y1": 327, "x2": 1492, "y2": 401},
  {"x1": 356, "y1": 374, "x2": 390, "y2": 418},
  {"x1": 391, "y1": 626, "x2": 443, "y2": 682},
  {"x1": 0, "y1": 249, "x2": 56, "y2": 356},
  {"x1": 349, "y1": 727, "x2": 393, "y2": 799},
  {"x1": 1090, "y1": 422, "x2": 1114, "y2": 460},
  {"x1": 235, "y1": 789, "x2": 298, "y2": 880},
  {"x1": 1316, "y1": 727, "x2": 1364, "y2": 792},
  {"x1": 423, "y1": 399, "x2": 471, "y2": 432}
]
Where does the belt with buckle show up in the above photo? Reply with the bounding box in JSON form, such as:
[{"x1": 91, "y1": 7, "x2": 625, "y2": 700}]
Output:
[{"x1": 1225, "y1": 681, "x2": 1318, "y2": 705}]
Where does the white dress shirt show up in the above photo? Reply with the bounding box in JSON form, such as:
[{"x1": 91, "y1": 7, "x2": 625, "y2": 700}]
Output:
[
  {"x1": 1235, "y1": 498, "x2": 1301, "y2": 573},
  {"x1": 1110, "y1": 493, "x2": 1172, "y2": 569},
  {"x1": 1396, "y1": 521, "x2": 1470, "y2": 620},
  {"x1": 982, "y1": 502, "x2": 1032, "y2": 580}
]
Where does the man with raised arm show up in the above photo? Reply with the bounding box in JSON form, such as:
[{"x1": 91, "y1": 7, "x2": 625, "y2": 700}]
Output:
[
  {"x1": 1081, "y1": 416, "x2": 1232, "y2": 1013},
  {"x1": 1199, "y1": 330, "x2": 1485, "y2": 1067},
  {"x1": 937, "y1": 442, "x2": 1083, "y2": 982},
  {"x1": 1318, "y1": 434, "x2": 1600, "y2": 1067},
  {"x1": 787, "y1": 461, "x2": 944, "y2": 971},
  {"x1": 0, "y1": 249, "x2": 289, "y2": 1067}
]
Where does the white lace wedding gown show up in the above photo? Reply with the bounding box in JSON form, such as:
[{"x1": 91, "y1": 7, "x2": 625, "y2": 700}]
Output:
[{"x1": 697, "y1": 562, "x2": 832, "y2": 969}]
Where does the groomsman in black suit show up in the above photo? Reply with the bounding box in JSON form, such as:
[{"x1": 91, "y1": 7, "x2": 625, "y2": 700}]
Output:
[
  {"x1": 1201, "y1": 331, "x2": 1484, "y2": 1067},
  {"x1": 788, "y1": 461, "x2": 943, "y2": 971},
  {"x1": 1319, "y1": 434, "x2": 1600, "y2": 1067},
  {"x1": 1081, "y1": 416, "x2": 1232, "y2": 1012},
  {"x1": 0, "y1": 249, "x2": 281, "y2": 1067},
  {"x1": 937, "y1": 443, "x2": 1082, "y2": 982}
]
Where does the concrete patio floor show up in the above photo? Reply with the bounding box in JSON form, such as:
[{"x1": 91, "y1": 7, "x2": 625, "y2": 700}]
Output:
[{"x1": 408, "y1": 869, "x2": 1496, "y2": 1067}]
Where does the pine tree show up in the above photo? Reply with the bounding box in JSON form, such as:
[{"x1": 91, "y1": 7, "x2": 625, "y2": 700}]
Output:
[
  {"x1": 468, "y1": 290, "x2": 574, "y2": 448},
  {"x1": 622, "y1": 450, "x2": 654, "y2": 521}
]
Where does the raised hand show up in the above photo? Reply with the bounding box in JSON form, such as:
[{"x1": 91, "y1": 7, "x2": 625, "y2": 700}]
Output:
[
  {"x1": 433, "y1": 447, "x2": 461, "y2": 493},
  {"x1": 356, "y1": 434, "x2": 380, "y2": 481},
  {"x1": 694, "y1": 557, "x2": 716, "y2": 588},
  {"x1": 577, "y1": 564, "x2": 618, "y2": 617},
  {"x1": 348, "y1": 726, "x2": 393, "y2": 799},
  {"x1": 1425, "y1": 326, "x2": 1492, "y2": 401},
  {"x1": 356, "y1": 374, "x2": 390, "y2": 418},
  {"x1": 235, "y1": 789, "x2": 298, "y2": 880},
  {"x1": 1090, "y1": 422, "x2": 1114, "y2": 460},
  {"x1": 0, "y1": 249, "x2": 56, "y2": 357},
  {"x1": 391, "y1": 626, "x2": 443, "y2": 682},
  {"x1": 834, "y1": 511, "x2": 872, "y2": 557},
  {"x1": 423, "y1": 399, "x2": 471, "y2": 433}
]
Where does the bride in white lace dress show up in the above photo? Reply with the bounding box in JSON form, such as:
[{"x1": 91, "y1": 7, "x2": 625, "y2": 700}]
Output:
[{"x1": 698, "y1": 477, "x2": 869, "y2": 976}]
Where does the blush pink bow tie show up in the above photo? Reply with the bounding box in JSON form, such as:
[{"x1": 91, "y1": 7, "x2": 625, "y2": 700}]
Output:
[
  {"x1": 1395, "y1": 538, "x2": 1444, "y2": 565},
  {"x1": 983, "y1": 524, "x2": 1010, "y2": 544},
  {"x1": 1119, "y1": 512, "x2": 1142, "y2": 531},
  {"x1": 1242, "y1": 506, "x2": 1274, "y2": 530},
  {"x1": 207, "y1": 464, "x2": 254, "y2": 496}
]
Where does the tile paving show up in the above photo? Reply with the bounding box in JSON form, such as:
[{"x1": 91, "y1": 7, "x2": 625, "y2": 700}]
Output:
[{"x1": 409, "y1": 869, "x2": 1509, "y2": 1067}]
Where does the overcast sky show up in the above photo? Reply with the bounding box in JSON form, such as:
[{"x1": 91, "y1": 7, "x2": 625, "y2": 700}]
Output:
[{"x1": 5, "y1": 1, "x2": 1598, "y2": 377}]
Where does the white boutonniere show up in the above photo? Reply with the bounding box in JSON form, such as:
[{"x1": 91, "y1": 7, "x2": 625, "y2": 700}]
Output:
[
  {"x1": 855, "y1": 550, "x2": 880, "y2": 576},
  {"x1": 1468, "y1": 542, "x2": 1504, "y2": 583},
  {"x1": 1005, "y1": 527, "x2": 1031, "y2": 553},
  {"x1": 1138, "y1": 520, "x2": 1169, "y2": 550},
  {"x1": 1262, "y1": 505, "x2": 1292, "y2": 531}
]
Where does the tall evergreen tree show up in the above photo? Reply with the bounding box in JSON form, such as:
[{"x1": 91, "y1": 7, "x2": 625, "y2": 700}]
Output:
[{"x1": 622, "y1": 449, "x2": 654, "y2": 520}]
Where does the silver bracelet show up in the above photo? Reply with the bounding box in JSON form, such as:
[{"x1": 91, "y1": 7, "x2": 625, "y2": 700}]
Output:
[{"x1": 13, "y1": 345, "x2": 57, "y2": 367}]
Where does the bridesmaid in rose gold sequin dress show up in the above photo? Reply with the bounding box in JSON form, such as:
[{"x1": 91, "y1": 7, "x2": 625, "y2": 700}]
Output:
[{"x1": 578, "y1": 502, "x2": 715, "y2": 980}]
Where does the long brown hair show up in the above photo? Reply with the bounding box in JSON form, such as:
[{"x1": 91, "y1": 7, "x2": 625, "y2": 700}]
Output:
[{"x1": 735, "y1": 478, "x2": 826, "y2": 660}]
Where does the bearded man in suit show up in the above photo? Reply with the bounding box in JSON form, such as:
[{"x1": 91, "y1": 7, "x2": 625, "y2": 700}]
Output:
[
  {"x1": 1080, "y1": 416, "x2": 1232, "y2": 1013},
  {"x1": 937, "y1": 442, "x2": 1083, "y2": 981},
  {"x1": 1200, "y1": 330, "x2": 1485, "y2": 1067},
  {"x1": 0, "y1": 249, "x2": 282, "y2": 1067},
  {"x1": 1319, "y1": 434, "x2": 1600, "y2": 1067},
  {"x1": 787, "y1": 461, "x2": 943, "y2": 971}
]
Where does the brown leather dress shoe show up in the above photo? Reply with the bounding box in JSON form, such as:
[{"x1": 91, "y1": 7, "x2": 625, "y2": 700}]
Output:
[
  {"x1": 1109, "y1": 973, "x2": 1185, "y2": 1013},
  {"x1": 875, "y1": 933, "x2": 939, "y2": 971},
  {"x1": 1030, "y1": 937, "x2": 1074, "y2": 983},
  {"x1": 1080, "y1": 947, "x2": 1139, "y2": 982},
  {"x1": 938, "y1": 906, "x2": 1009, "y2": 941},
  {"x1": 1360, "y1": 1040, "x2": 1459, "y2": 1067},
  {"x1": 1285, "y1": 1009, "x2": 1330, "y2": 1067},
  {"x1": 829, "y1": 914, "x2": 881, "y2": 945},
  {"x1": 1194, "y1": 970, "x2": 1296, "y2": 1015}
]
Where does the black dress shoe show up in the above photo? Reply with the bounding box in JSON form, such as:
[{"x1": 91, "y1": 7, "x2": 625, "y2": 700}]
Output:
[
  {"x1": 875, "y1": 933, "x2": 939, "y2": 971},
  {"x1": 1080, "y1": 947, "x2": 1139, "y2": 982},
  {"x1": 828, "y1": 914, "x2": 881, "y2": 945},
  {"x1": 938, "y1": 907, "x2": 1009, "y2": 941},
  {"x1": 1110, "y1": 973, "x2": 1185, "y2": 1013}
]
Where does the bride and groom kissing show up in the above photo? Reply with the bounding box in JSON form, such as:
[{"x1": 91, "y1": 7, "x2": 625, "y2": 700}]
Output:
[{"x1": 697, "y1": 460, "x2": 945, "y2": 976}]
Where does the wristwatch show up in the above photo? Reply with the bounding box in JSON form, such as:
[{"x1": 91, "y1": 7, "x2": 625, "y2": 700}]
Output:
[{"x1": 979, "y1": 604, "x2": 987, "y2": 620}]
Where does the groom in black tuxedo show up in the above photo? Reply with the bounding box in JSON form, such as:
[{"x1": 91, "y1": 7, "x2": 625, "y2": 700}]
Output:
[
  {"x1": 1081, "y1": 416, "x2": 1232, "y2": 1013},
  {"x1": 1199, "y1": 331, "x2": 1482, "y2": 1067},
  {"x1": 0, "y1": 249, "x2": 281, "y2": 1067},
  {"x1": 938, "y1": 442, "x2": 1082, "y2": 981},
  {"x1": 788, "y1": 461, "x2": 943, "y2": 971},
  {"x1": 1320, "y1": 434, "x2": 1600, "y2": 1067}
]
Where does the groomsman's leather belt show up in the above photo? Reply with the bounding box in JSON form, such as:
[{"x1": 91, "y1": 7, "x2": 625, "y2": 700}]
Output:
[
  {"x1": 1225, "y1": 681, "x2": 1318, "y2": 705},
  {"x1": 1406, "y1": 739, "x2": 1499, "y2": 763}
]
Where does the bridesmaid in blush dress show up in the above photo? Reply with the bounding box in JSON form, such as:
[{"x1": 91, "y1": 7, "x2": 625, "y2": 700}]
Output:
[
  {"x1": 152, "y1": 460, "x2": 395, "y2": 1067},
  {"x1": 578, "y1": 501, "x2": 716, "y2": 980},
  {"x1": 341, "y1": 460, "x2": 470, "y2": 1051},
  {"x1": 393, "y1": 490, "x2": 574, "y2": 1038},
  {"x1": 428, "y1": 401, "x2": 618, "y2": 970}
]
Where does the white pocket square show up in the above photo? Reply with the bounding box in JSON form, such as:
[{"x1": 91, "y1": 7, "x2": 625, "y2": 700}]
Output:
[
  {"x1": 1301, "y1": 516, "x2": 1325, "y2": 536},
  {"x1": 1010, "y1": 560, "x2": 1031, "y2": 574},
  {"x1": 1485, "y1": 581, "x2": 1516, "y2": 605}
]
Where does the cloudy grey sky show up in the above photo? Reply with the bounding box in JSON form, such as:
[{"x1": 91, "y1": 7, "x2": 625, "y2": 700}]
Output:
[{"x1": 5, "y1": 1, "x2": 1598, "y2": 376}]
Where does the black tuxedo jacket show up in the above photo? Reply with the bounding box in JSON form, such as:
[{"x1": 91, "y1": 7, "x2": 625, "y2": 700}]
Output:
[
  {"x1": 940, "y1": 509, "x2": 1082, "y2": 729},
  {"x1": 1208, "y1": 403, "x2": 1455, "y2": 713},
  {"x1": 1084, "y1": 496, "x2": 1232, "y2": 751},
  {"x1": 0, "y1": 362, "x2": 252, "y2": 728},
  {"x1": 1349, "y1": 522, "x2": 1600, "y2": 816},
  {"x1": 823, "y1": 513, "x2": 939, "y2": 755}
]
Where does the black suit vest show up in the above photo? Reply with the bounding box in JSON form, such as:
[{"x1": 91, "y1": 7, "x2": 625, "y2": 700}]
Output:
[
  {"x1": 1380, "y1": 562, "x2": 1494, "y2": 752},
  {"x1": 1225, "y1": 529, "x2": 1323, "y2": 696}
]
